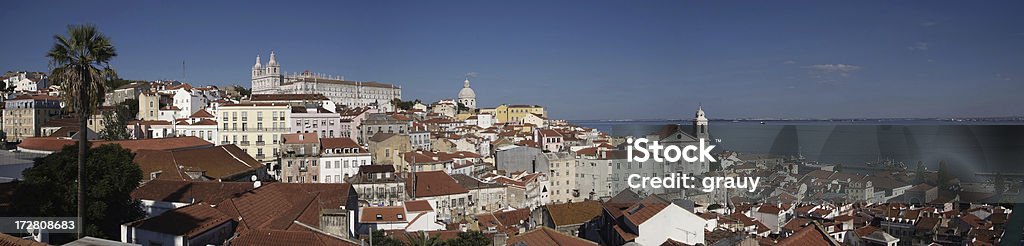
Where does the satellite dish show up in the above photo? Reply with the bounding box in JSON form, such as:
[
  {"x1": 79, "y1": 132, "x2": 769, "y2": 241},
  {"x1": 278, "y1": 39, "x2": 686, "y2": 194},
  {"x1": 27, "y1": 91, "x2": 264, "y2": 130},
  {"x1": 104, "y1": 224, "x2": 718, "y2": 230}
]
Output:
[{"x1": 250, "y1": 175, "x2": 257, "y2": 182}]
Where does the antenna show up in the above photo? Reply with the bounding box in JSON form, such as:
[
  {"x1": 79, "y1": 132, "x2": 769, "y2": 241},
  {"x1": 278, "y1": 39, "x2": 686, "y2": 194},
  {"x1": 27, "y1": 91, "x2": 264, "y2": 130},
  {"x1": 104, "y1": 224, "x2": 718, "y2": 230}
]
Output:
[{"x1": 182, "y1": 59, "x2": 186, "y2": 82}]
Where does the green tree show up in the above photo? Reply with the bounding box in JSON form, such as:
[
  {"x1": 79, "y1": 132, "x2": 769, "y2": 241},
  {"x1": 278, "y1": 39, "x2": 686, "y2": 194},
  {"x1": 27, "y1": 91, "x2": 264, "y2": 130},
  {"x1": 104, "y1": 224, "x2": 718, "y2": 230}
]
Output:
[
  {"x1": 445, "y1": 231, "x2": 492, "y2": 246},
  {"x1": 11, "y1": 144, "x2": 144, "y2": 244},
  {"x1": 368, "y1": 230, "x2": 405, "y2": 246},
  {"x1": 100, "y1": 99, "x2": 138, "y2": 140},
  {"x1": 47, "y1": 24, "x2": 118, "y2": 238},
  {"x1": 407, "y1": 232, "x2": 443, "y2": 246},
  {"x1": 232, "y1": 85, "x2": 251, "y2": 100}
]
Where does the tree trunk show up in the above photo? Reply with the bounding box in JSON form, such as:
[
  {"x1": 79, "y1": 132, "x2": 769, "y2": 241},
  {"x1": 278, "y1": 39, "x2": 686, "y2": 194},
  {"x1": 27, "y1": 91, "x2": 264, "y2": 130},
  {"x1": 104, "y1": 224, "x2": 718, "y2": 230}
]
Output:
[{"x1": 77, "y1": 81, "x2": 88, "y2": 239}]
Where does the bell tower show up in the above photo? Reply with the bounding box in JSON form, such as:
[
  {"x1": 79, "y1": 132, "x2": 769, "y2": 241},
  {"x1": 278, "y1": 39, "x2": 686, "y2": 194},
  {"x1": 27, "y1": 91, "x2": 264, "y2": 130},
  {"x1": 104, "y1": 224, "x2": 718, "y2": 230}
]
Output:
[{"x1": 693, "y1": 105, "x2": 709, "y2": 140}]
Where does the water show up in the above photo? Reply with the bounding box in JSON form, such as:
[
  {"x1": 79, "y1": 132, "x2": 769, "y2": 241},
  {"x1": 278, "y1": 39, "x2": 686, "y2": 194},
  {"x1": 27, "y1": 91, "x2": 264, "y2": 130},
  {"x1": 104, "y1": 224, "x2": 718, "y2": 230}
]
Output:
[{"x1": 573, "y1": 119, "x2": 1024, "y2": 181}]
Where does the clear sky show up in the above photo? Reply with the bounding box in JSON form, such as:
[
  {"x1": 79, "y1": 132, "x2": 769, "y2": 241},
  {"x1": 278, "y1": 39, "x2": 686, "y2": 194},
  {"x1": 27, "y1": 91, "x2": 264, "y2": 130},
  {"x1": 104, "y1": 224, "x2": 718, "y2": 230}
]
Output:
[{"x1": 2, "y1": 1, "x2": 1022, "y2": 120}]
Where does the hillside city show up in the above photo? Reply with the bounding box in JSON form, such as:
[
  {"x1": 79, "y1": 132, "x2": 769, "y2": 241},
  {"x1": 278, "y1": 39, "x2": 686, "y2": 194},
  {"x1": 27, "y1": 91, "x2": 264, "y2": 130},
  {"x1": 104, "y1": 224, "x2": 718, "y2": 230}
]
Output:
[{"x1": 0, "y1": 52, "x2": 1016, "y2": 246}]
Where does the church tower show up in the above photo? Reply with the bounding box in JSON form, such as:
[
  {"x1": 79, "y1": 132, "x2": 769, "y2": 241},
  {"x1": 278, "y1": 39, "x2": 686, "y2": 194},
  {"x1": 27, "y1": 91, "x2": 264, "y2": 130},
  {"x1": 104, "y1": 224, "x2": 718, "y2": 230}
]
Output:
[
  {"x1": 267, "y1": 51, "x2": 280, "y2": 77},
  {"x1": 458, "y1": 78, "x2": 477, "y2": 110},
  {"x1": 693, "y1": 105, "x2": 709, "y2": 140},
  {"x1": 252, "y1": 54, "x2": 262, "y2": 79}
]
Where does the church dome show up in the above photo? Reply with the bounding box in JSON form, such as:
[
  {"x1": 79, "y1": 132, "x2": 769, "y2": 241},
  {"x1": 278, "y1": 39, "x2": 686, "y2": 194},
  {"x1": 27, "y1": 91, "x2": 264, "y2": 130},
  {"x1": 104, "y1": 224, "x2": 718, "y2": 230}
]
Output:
[{"x1": 458, "y1": 79, "x2": 476, "y2": 99}]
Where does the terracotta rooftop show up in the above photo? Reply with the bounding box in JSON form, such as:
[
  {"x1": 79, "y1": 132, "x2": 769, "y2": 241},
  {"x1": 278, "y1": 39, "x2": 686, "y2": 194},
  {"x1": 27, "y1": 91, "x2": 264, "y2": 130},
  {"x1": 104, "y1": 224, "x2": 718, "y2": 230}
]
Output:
[
  {"x1": 359, "y1": 206, "x2": 408, "y2": 223},
  {"x1": 507, "y1": 226, "x2": 597, "y2": 246},
  {"x1": 0, "y1": 233, "x2": 47, "y2": 246},
  {"x1": 133, "y1": 144, "x2": 262, "y2": 181},
  {"x1": 319, "y1": 137, "x2": 363, "y2": 151},
  {"x1": 777, "y1": 223, "x2": 841, "y2": 246},
  {"x1": 406, "y1": 171, "x2": 469, "y2": 198},
  {"x1": 189, "y1": 109, "x2": 215, "y2": 118},
  {"x1": 132, "y1": 180, "x2": 255, "y2": 203},
  {"x1": 282, "y1": 133, "x2": 319, "y2": 145},
  {"x1": 404, "y1": 200, "x2": 433, "y2": 212},
  {"x1": 127, "y1": 202, "x2": 232, "y2": 238},
  {"x1": 227, "y1": 228, "x2": 358, "y2": 246},
  {"x1": 215, "y1": 182, "x2": 354, "y2": 235},
  {"x1": 544, "y1": 200, "x2": 603, "y2": 227},
  {"x1": 250, "y1": 93, "x2": 329, "y2": 101},
  {"x1": 18, "y1": 136, "x2": 212, "y2": 153}
]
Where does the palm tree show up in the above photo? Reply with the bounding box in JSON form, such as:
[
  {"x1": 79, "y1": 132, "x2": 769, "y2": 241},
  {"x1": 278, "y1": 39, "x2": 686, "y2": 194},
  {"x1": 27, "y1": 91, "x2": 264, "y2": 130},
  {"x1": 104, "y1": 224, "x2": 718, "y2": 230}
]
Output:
[{"x1": 46, "y1": 24, "x2": 117, "y2": 239}]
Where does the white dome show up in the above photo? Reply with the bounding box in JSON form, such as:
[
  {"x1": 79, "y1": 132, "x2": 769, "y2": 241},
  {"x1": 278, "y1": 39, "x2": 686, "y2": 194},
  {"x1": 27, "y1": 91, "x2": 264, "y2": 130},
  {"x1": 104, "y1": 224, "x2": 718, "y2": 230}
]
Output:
[
  {"x1": 458, "y1": 79, "x2": 476, "y2": 98},
  {"x1": 459, "y1": 87, "x2": 476, "y2": 98}
]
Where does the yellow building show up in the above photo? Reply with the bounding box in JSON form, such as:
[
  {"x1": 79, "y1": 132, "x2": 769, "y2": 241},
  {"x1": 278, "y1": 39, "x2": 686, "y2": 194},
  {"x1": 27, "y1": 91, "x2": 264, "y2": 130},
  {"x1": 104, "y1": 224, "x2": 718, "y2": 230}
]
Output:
[
  {"x1": 138, "y1": 91, "x2": 160, "y2": 121},
  {"x1": 216, "y1": 102, "x2": 291, "y2": 164},
  {"x1": 492, "y1": 104, "x2": 546, "y2": 123},
  {"x1": 2, "y1": 95, "x2": 62, "y2": 142}
]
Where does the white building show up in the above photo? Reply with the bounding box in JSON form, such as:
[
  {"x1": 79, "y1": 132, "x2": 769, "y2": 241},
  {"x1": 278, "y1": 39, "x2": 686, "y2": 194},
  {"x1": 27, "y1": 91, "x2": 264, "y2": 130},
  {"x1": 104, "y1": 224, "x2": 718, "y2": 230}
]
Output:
[
  {"x1": 2, "y1": 71, "x2": 48, "y2": 92},
  {"x1": 457, "y1": 78, "x2": 476, "y2": 109},
  {"x1": 290, "y1": 106, "x2": 343, "y2": 137},
  {"x1": 250, "y1": 52, "x2": 401, "y2": 111},
  {"x1": 318, "y1": 137, "x2": 371, "y2": 183},
  {"x1": 634, "y1": 202, "x2": 706, "y2": 245}
]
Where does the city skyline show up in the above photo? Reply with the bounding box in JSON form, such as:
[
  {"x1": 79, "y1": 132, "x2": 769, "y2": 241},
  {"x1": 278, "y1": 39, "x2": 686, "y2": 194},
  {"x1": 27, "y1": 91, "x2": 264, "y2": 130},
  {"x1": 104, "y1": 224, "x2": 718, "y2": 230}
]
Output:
[{"x1": 2, "y1": 1, "x2": 1023, "y2": 120}]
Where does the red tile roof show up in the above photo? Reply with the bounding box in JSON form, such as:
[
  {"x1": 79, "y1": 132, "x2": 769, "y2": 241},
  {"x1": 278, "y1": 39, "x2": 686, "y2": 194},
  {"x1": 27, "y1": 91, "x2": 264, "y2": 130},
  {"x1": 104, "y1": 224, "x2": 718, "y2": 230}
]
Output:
[
  {"x1": 545, "y1": 200, "x2": 603, "y2": 227},
  {"x1": 404, "y1": 200, "x2": 433, "y2": 212},
  {"x1": 319, "y1": 138, "x2": 363, "y2": 150},
  {"x1": 190, "y1": 109, "x2": 215, "y2": 118},
  {"x1": 18, "y1": 136, "x2": 211, "y2": 153},
  {"x1": 227, "y1": 228, "x2": 358, "y2": 246},
  {"x1": 134, "y1": 145, "x2": 262, "y2": 181},
  {"x1": 132, "y1": 180, "x2": 255, "y2": 203},
  {"x1": 360, "y1": 206, "x2": 408, "y2": 223},
  {"x1": 128, "y1": 202, "x2": 232, "y2": 237},
  {"x1": 0, "y1": 233, "x2": 47, "y2": 246},
  {"x1": 622, "y1": 195, "x2": 670, "y2": 226},
  {"x1": 507, "y1": 226, "x2": 597, "y2": 246},
  {"x1": 777, "y1": 223, "x2": 841, "y2": 246},
  {"x1": 407, "y1": 171, "x2": 468, "y2": 198},
  {"x1": 282, "y1": 133, "x2": 319, "y2": 144}
]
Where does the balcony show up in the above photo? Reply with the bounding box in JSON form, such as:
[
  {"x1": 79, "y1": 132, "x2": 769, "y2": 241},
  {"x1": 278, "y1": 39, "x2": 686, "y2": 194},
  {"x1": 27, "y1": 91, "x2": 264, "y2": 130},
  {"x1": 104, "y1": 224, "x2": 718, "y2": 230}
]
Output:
[
  {"x1": 240, "y1": 141, "x2": 250, "y2": 146},
  {"x1": 220, "y1": 141, "x2": 230, "y2": 145},
  {"x1": 256, "y1": 141, "x2": 266, "y2": 146},
  {"x1": 299, "y1": 166, "x2": 308, "y2": 172},
  {"x1": 256, "y1": 154, "x2": 266, "y2": 159}
]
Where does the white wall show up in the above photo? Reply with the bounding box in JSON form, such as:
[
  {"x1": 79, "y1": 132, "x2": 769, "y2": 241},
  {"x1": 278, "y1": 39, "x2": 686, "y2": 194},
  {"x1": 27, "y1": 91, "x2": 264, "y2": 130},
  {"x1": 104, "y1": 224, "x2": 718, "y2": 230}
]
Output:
[{"x1": 636, "y1": 203, "x2": 705, "y2": 246}]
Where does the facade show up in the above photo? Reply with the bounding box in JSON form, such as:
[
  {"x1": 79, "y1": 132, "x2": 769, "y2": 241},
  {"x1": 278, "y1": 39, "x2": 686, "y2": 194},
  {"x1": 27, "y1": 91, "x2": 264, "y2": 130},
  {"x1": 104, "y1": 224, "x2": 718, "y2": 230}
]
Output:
[
  {"x1": 491, "y1": 104, "x2": 546, "y2": 123},
  {"x1": 451, "y1": 174, "x2": 507, "y2": 214},
  {"x1": 347, "y1": 165, "x2": 406, "y2": 206},
  {"x1": 407, "y1": 171, "x2": 470, "y2": 222},
  {"x1": 346, "y1": 164, "x2": 405, "y2": 207},
  {"x1": 457, "y1": 78, "x2": 477, "y2": 110},
  {"x1": 367, "y1": 133, "x2": 411, "y2": 171},
  {"x1": 318, "y1": 137, "x2": 371, "y2": 182},
  {"x1": 3, "y1": 71, "x2": 48, "y2": 92},
  {"x1": 495, "y1": 145, "x2": 545, "y2": 173},
  {"x1": 280, "y1": 133, "x2": 320, "y2": 183},
  {"x1": 138, "y1": 92, "x2": 161, "y2": 121},
  {"x1": 3, "y1": 95, "x2": 62, "y2": 142},
  {"x1": 250, "y1": 52, "x2": 401, "y2": 111},
  {"x1": 359, "y1": 113, "x2": 410, "y2": 144},
  {"x1": 104, "y1": 81, "x2": 150, "y2": 106},
  {"x1": 290, "y1": 106, "x2": 343, "y2": 137},
  {"x1": 540, "y1": 152, "x2": 577, "y2": 203},
  {"x1": 216, "y1": 102, "x2": 290, "y2": 164},
  {"x1": 431, "y1": 99, "x2": 457, "y2": 118}
]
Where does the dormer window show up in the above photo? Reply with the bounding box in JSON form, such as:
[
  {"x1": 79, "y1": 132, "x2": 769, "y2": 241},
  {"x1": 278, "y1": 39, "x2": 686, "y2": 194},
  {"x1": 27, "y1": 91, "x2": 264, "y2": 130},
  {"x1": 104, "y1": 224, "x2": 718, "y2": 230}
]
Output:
[{"x1": 375, "y1": 214, "x2": 383, "y2": 220}]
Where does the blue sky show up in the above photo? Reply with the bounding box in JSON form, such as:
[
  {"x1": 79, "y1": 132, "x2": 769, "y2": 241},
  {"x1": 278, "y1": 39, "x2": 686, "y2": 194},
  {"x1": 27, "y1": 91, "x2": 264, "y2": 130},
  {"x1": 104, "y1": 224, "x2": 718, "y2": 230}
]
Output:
[{"x1": 1, "y1": 1, "x2": 1022, "y2": 120}]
